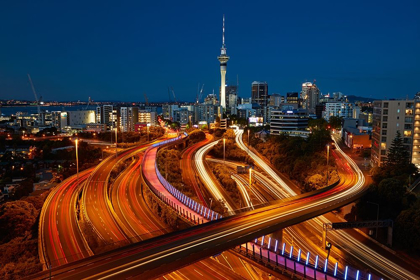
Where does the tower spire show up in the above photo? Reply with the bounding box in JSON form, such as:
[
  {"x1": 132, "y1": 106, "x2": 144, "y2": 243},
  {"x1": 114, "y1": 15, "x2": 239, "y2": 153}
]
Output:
[{"x1": 222, "y1": 14, "x2": 225, "y2": 48}]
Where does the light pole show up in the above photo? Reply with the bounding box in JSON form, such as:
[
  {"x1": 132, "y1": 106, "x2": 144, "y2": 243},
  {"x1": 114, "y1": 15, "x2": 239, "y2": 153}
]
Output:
[
  {"x1": 249, "y1": 168, "x2": 252, "y2": 188},
  {"x1": 223, "y1": 138, "x2": 226, "y2": 164},
  {"x1": 247, "y1": 129, "x2": 250, "y2": 153},
  {"x1": 326, "y1": 144, "x2": 330, "y2": 186},
  {"x1": 147, "y1": 123, "x2": 150, "y2": 142},
  {"x1": 115, "y1": 127, "x2": 118, "y2": 157},
  {"x1": 75, "y1": 139, "x2": 79, "y2": 188},
  {"x1": 367, "y1": 201, "x2": 380, "y2": 238}
]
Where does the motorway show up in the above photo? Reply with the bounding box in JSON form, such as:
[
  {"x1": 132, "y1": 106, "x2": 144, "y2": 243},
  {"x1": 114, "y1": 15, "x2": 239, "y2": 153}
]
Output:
[
  {"x1": 39, "y1": 168, "x2": 94, "y2": 268},
  {"x1": 194, "y1": 140, "x2": 237, "y2": 212},
  {"x1": 36, "y1": 129, "x2": 419, "y2": 279},
  {"x1": 235, "y1": 129, "x2": 420, "y2": 279},
  {"x1": 179, "y1": 134, "x2": 213, "y2": 206},
  {"x1": 30, "y1": 142, "x2": 368, "y2": 279}
]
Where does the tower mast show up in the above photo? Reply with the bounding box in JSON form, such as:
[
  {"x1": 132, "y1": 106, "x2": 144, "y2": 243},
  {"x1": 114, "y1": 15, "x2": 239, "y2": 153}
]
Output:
[{"x1": 218, "y1": 15, "x2": 230, "y2": 112}]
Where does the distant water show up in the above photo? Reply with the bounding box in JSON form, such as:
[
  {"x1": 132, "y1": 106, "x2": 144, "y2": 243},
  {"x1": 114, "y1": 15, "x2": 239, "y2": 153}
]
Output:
[
  {"x1": 0, "y1": 105, "x2": 162, "y2": 116},
  {"x1": 0, "y1": 105, "x2": 97, "y2": 116}
]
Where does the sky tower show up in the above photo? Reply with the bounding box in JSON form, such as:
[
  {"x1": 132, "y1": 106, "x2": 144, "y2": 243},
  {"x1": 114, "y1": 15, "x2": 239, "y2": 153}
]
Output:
[{"x1": 218, "y1": 15, "x2": 229, "y2": 111}]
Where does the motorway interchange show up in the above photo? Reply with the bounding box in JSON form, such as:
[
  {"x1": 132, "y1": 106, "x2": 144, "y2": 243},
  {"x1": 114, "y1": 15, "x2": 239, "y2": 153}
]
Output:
[{"x1": 34, "y1": 129, "x2": 420, "y2": 280}]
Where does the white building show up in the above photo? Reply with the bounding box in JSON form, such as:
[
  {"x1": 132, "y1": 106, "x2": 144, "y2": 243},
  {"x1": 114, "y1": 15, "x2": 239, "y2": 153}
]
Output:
[
  {"x1": 322, "y1": 102, "x2": 355, "y2": 121},
  {"x1": 66, "y1": 110, "x2": 95, "y2": 127},
  {"x1": 138, "y1": 110, "x2": 157, "y2": 126}
]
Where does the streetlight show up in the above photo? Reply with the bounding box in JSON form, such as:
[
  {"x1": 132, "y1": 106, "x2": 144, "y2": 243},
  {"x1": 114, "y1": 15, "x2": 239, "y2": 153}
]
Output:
[
  {"x1": 114, "y1": 127, "x2": 118, "y2": 157},
  {"x1": 209, "y1": 198, "x2": 213, "y2": 210},
  {"x1": 247, "y1": 129, "x2": 250, "y2": 153},
  {"x1": 249, "y1": 168, "x2": 252, "y2": 188},
  {"x1": 223, "y1": 138, "x2": 226, "y2": 164},
  {"x1": 367, "y1": 201, "x2": 380, "y2": 238},
  {"x1": 147, "y1": 123, "x2": 151, "y2": 142},
  {"x1": 326, "y1": 144, "x2": 330, "y2": 186},
  {"x1": 75, "y1": 139, "x2": 79, "y2": 188}
]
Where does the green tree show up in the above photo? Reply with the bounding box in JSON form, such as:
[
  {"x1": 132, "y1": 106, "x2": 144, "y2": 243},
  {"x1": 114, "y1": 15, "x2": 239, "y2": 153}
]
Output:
[
  {"x1": 0, "y1": 201, "x2": 38, "y2": 243},
  {"x1": 395, "y1": 207, "x2": 420, "y2": 251},
  {"x1": 385, "y1": 131, "x2": 410, "y2": 168},
  {"x1": 328, "y1": 116, "x2": 343, "y2": 129},
  {"x1": 381, "y1": 131, "x2": 417, "y2": 182}
]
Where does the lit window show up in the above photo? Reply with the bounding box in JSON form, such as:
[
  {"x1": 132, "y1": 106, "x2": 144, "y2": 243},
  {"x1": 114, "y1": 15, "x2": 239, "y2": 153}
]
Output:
[
  {"x1": 381, "y1": 142, "x2": 386, "y2": 150},
  {"x1": 404, "y1": 130, "x2": 412, "y2": 137}
]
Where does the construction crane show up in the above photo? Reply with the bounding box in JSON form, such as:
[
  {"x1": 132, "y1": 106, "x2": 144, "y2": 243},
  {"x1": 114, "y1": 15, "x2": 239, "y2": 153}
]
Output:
[
  {"x1": 143, "y1": 93, "x2": 149, "y2": 106},
  {"x1": 27, "y1": 74, "x2": 42, "y2": 125},
  {"x1": 85, "y1": 97, "x2": 92, "y2": 109},
  {"x1": 196, "y1": 83, "x2": 204, "y2": 104},
  {"x1": 167, "y1": 87, "x2": 172, "y2": 103},
  {"x1": 170, "y1": 87, "x2": 177, "y2": 104}
]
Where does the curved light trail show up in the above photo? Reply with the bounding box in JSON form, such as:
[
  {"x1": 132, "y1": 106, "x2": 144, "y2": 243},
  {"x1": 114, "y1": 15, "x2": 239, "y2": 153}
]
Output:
[{"x1": 236, "y1": 129, "x2": 418, "y2": 280}]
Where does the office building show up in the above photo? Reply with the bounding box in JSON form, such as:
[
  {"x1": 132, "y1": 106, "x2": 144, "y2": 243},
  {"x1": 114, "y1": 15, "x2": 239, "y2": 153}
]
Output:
[
  {"x1": 67, "y1": 110, "x2": 95, "y2": 127},
  {"x1": 269, "y1": 94, "x2": 283, "y2": 107},
  {"x1": 301, "y1": 82, "x2": 320, "y2": 114},
  {"x1": 251, "y1": 81, "x2": 269, "y2": 122},
  {"x1": 286, "y1": 92, "x2": 299, "y2": 104},
  {"x1": 270, "y1": 109, "x2": 309, "y2": 137}
]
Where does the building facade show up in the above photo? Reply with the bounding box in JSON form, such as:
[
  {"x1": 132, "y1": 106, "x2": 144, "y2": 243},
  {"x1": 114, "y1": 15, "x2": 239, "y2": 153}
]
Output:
[
  {"x1": 371, "y1": 100, "x2": 414, "y2": 167},
  {"x1": 270, "y1": 109, "x2": 309, "y2": 137},
  {"x1": 301, "y1": 82, "x2": 320, "y2": 114}
]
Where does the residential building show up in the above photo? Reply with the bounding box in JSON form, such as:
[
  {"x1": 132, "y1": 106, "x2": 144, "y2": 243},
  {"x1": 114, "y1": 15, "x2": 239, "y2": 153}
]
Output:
[
  {"x1": 96, "y1": 105, "x2": 115, "y2": 128},
  {"x1": 138, "y1": 110, "x2": 157, "y2": 126},
  {"x1": 322, "y1": 102, "x2": 355, "y2": 121},
  {"x1": 371, "y1": 99, "x2": 414, "y2": 167},
  {"x1": 412, "y1": 93, "x2": 420, "y2": 168},
  {"x1": 162, "y1": 104, "x2": 179, "y2": 120},
  {"x1": 173, "y1": 108, "x2": 192, "y2": 125},
  {"x1": 118, "y1": 107, "x2": 139, "y2": 132}
]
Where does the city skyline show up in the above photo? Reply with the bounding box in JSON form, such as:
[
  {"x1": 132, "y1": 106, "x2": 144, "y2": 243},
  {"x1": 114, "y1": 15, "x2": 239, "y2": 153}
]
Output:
[{"x1": 1, "y1": 1, "x2": 419, "y2": 102}]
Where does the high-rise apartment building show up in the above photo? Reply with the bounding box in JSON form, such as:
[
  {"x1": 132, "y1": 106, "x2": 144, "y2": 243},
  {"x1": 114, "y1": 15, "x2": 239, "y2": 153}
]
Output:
[
  {"x1": 371, "y1": 100, "x2": 414, "y2": 167},
  {"x1": 96, "y1": 105, "x2": 115, "y2": 129},
  {"x1": 119, "y1": 107, "x2": 139, "y2": 132},
  {"x1": 138, "y1": 110, "x2": 157, "y2": 126},
  {"x1": 412, "y1": 93, "x2": 420, "y2": 168}
]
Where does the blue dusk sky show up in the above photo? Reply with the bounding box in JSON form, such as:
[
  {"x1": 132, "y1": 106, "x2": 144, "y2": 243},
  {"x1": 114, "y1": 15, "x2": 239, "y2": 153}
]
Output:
[{"x1": 0, "y1": 0, "x2": 419, "y2": 102}]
